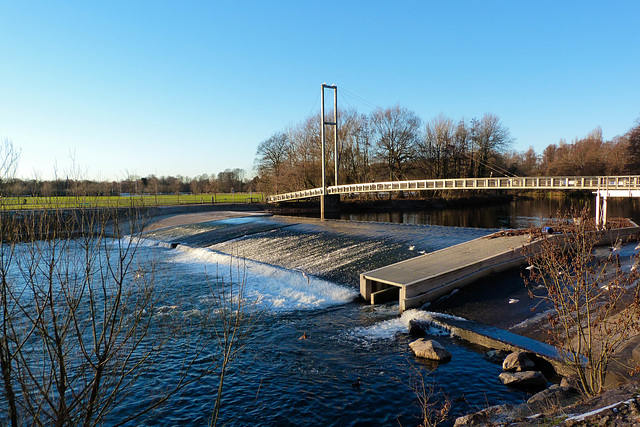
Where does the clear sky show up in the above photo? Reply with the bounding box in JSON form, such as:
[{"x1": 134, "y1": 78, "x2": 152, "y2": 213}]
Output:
[{"x1": 1, "y1": 1, "x2": 639, "y2": 181}]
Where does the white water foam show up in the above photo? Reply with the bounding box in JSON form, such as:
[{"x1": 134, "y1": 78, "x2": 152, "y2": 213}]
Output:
[
  {"x1": 120, "y1": 235, "x2": 174, "y2": 249},
  {"x1": 348, "y1": 309, "x2": 451, "y2": 342},
  {"x1": 163, "y1": 244, "x2": 358, "y2": 312}
]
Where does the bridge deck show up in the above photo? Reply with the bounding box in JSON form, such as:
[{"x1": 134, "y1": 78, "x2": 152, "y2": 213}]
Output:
[
  {"x1": 267, "y1": 175, "x2": 640, "y2": 203},
  {"x1": 360, "y1": 226, "x2": 640, "y2": 312}
]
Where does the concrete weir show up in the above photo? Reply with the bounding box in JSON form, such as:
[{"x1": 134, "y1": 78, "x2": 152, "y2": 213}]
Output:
[{"x1": 360, "y1": 226, "x2": 640, "y2": 313}]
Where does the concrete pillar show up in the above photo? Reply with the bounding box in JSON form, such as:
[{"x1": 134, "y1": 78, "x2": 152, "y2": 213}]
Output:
[
  {"x1": 596, "y1": 191, "x2": 601, "y2": 230},
  {"x1": 360, "y1": 276, "x2": 372, "y2": 303}
]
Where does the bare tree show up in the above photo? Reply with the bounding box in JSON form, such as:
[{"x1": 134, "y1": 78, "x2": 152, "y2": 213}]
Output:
[
  {"x1": 0, "y1": 196, "x2": 258, "y2": 425},
  {"x1": 336, "y1": 109, "x2": 371, "y2": 184},
  {"x1": 255, "y1": 132, "x2": 289, "y2": 194},
  {"x1": 399, "y1": 363, "x2": 451, "y2": 427},
  {"x1": 207, "y1": 257, "x2": 261, "y2": 427},
  {"x1": 0, "y1": 138, "x2": 21, "y2": 196},
  {"x1": 287, "y1": 115, "x2": 322, "y2": 190},
  {"x1": 370, "y1": 105, "x2": 421, "y2": 181},
  {"x1": 625, "y1": 118, "x2": 640, "y2": 174},
  {"x1": 524, "y1": 207, "x2": 640, "y2": 396},
  {"x1": 417, "y1": 114, "x2": 456, "y2": 179},
  {"x1": 470, "y1": 114, "x2": 513, "y2": 177}
]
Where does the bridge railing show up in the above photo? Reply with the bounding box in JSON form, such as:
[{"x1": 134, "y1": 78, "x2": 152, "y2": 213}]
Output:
[{"x1": 265, "y1": 176, "x2": 640, "y2": 203}]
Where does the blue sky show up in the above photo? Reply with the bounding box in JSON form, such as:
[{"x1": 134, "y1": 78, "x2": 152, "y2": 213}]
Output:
[{"x1": 1, "y1": 1, "x2": 639, "y2": 181}]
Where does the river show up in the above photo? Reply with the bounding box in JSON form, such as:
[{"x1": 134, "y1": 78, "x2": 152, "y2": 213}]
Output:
[
  {"x1": 4, "y1": 196, "x2": 639, "y2": 426},
  {"x1": 130, "y1": 196, "x2": 640, "y2": 425}
]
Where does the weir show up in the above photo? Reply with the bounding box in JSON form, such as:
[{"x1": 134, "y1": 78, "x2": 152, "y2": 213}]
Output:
[{"x1": 360, "y1": 226, "x2": 640, "y2": 313}]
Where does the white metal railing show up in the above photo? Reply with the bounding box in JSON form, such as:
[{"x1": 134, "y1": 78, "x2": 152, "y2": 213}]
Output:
[{"x1": 265, "y1": 176, "x2": 640, "y2": 203}]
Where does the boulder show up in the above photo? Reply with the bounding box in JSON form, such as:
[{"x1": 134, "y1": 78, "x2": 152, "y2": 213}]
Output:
[
  {"x1": 453, "y1": 403, "x2": 518, "y2": 426},
  {"x1": 409, "y1": 338, "x2": 451, "y2": 362},
  {"x1": 526, "y1": 384, "x2": 580, "y2": 410},
  {"x1": 499, "y1": 371, "x2": 547, "y2": 388},
  {"x1": 502, "y1": 350, "x2": 536, "y2": 372}
]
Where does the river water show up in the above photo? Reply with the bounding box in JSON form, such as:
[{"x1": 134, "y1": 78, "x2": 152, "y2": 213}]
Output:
[
  {"x1": 5, "y1": 196, "x2": 639, "y2": 426},
  {"x1": 128, "y1": 196, "x2": 640, "y2": 425}
]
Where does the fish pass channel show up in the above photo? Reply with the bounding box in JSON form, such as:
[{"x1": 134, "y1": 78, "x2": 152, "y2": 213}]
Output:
[{"x1": 119, "y1": 215, "x2": 533, "y2": 426}]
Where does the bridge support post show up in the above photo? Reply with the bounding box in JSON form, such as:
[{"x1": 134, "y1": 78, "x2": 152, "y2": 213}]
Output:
[
  {"x1": 320, "y1": 83, "x2": 338, "y2": 220},
  {"x1": 595, "y1": 190, "x2": 608, "y2": 230}
]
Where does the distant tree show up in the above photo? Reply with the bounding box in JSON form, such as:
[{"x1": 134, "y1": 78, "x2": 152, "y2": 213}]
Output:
[
  {"x1": 286, "y1": 115, "x2": 322, "y2": 190},
  {"x1": 0, "y1": 138, "x2": 21, "y2": 196},
  {"x1": 572, "y1": 127, "x2": 605, "y2": 176},
  {"x1": 453, "y1": 119, "x2": 473, "y2": 177},
  {"x1": 255, "y1": 131, "x2": 289, "y2": 193},
  {"x1": 370, "y1": 105, "x2": 421, "y2": 181},
  {"x1": 626, "y1": 119, "x2": 640, "y2": 173},
  {"x1": 190, "y1": 179, "x2": 202, "y2": 195},
  {"x1": 470, "y1": 114, "x2": 513, "y2": 177},
  {"x1": 604, "y1": 136, "x2": 628, "y2": 175},
  {"x1": 520, "y1": 147, "x2": 540, "y2": 176},
  {"x1": 166, "y1": 176, "x2": 181, "y2": 195},
  {"x1": 416, "y1": 114, "x2": 456, "y2": 179},
  {"x1": 337, "y1": 110, "x2": 371, "y2": 184},
  {"x1": 217, "y1": 169, "x2": 246, "y2": 193}
]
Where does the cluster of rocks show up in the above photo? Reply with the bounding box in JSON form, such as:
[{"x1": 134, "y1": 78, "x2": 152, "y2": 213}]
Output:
[
  {"x1": 408, "y1": 340, "x2": 553, "y2": 390},
  {"x1": 453, "y1": 382, "x2": 640, "y2": 426},
  {"x1": 407, "y1": 335, "x2": 640, "y2": 425},
  {"x1": 497, "y1": 350, "x2": 549, "y2": 390}
]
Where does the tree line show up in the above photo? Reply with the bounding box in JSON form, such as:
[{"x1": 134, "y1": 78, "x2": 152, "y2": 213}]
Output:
[
  {"x1": 253, "y1": 106, "x2": 640, "y2": 194},
  {"x1": 1, "y1": 163, "x2": 254, "y2": 198}
]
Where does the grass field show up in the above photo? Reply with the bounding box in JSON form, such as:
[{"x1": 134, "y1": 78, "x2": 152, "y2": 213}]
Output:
[{"x1": 0, "y1": 193, "x2": 264, "y2": 210}]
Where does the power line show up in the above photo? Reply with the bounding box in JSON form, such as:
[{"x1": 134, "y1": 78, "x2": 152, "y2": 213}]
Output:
[
  {"x1": 308, "y1": 91, "x2": 320, "y2": 117},
  {"x1": 339, "y1": 94, "x2": 356, "y2": 112},
  {"x1": 340, "y1": 87, "x2": 381, "y2": 111},
  {"x1": 461, "y1": 151, "x2": 518, "y2": 177}
]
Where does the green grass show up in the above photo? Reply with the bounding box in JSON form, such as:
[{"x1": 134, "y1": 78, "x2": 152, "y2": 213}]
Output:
[{"x1": 0, "y1": 193, "x2": 264, "y2": 210}]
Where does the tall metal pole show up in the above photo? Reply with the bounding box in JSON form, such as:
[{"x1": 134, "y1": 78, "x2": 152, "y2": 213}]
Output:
[
  {"x1": 333, "y1": 86, "x2": 338, "y2": 187},
  {"x1": 320, "y1": 83, "x2": 338, "y2": 221},
  {"x1": 320, "y1": 84, "x2": 326, "y2": 220}
]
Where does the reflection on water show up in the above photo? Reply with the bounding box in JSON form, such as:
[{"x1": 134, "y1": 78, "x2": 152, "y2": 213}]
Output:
[{"x1": 341, "y1": 196, "x2": 640, "y2": 228}]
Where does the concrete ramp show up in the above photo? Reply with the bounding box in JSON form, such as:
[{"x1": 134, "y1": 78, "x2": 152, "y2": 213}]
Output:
[
  {"x1": 360, "y1": 226, "x2": 640, "y2": 313},
  {"x1": 360, "y1": 233, "x2": 534, "y2": 312}
]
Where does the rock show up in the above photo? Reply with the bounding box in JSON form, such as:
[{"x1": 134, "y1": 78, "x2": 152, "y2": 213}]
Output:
[
  {"x1": 485, "y1": 349, "x2": 509, "y2": 365},
  {"x1": 632, "y1": 342, "x2": 640, "y2": 365},
  {"x1": 499, "y1": 371, "x2": 547, "y2": 388},
  {"x1": 408, "y1": 319, "x2": 427, "y2": 337},
  {"x1": 502, "y1": 350, "x2": 536, "y2": 372},
  {"x1": 409, "y1": 338, "x2": 451, "y2": 362},
  {"x1": 561, "y1": 375, "x2": 582, "y2": 391},
  {"x1": 526, "y1": 384, "x2": 580, "y2": 411},
  {"x1": 453, "y1": 403, "x2": 518, "y2": 426}
]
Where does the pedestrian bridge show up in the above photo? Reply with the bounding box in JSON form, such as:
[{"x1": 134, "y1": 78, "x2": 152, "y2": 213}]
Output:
[{"x1": 266, "y1": 175, "x2": 640, "y2": 203}]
